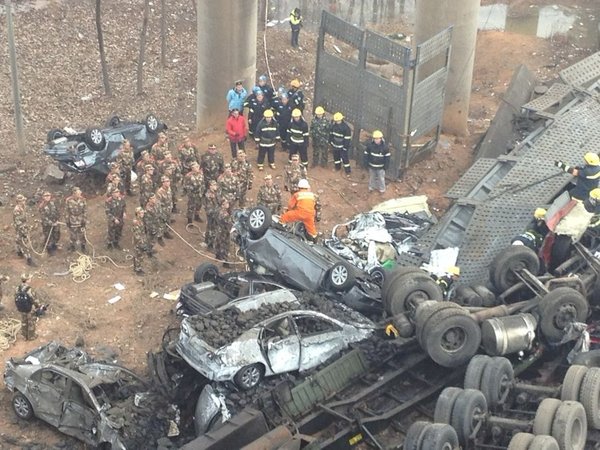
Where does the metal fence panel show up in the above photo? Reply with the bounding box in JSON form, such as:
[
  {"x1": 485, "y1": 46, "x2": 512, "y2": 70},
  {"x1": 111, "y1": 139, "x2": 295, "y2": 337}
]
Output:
[
  {"x1": 410, "y1": 68, "x2": 447, "y2": 138},
  {"x1": 365, "y1": 30, "x2": 412, "y2": 67}
]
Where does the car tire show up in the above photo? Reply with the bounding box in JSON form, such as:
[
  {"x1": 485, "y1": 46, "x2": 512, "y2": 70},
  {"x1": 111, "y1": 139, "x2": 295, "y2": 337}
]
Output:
[
  {"x1": 534, "y1": 398, "x2": 562, "y2": 436},
  {"x1": 450, "y1": 388, "x2": 487, "y2": 445},
  {"x1": 146, "y1": 113, "x2": 159, "y2": 133},
  {"x1": 561, "y1": 365, "x2": 588, "y2": 401},
  {"x1": 434, "y1": 387, "x2": 463, "y2": 424},
  {"x1": 194, "y1": 262, "x2": 219, "y2": 284},
  {"x1": 464, "y1": 354, "x2": 492, "y2": 391},
  {"x1": 423, "y1": 308, "x2": 480, "y2": 368},
  {"x1": 368, "y1": 266, "x2": 386, "y2": 287},
  {"x1": 46, "y1": 128, "x2": 65, "y2": 143},
  {"x1": 106, "y1": 115, "x2": 121, "y2": 127},
  {"x1": 551, "y1": 401, "x2": 587, "y2": 450},
  {"x1": 480, "y1": 356, "x2": 514, "y2": 409},
  {"x1": 404, "y1": 421, "x2": 430, "y2": 450},
  {"x1": 507, "y1": 433, "x2": 535, "y2": 450},
  {"x1": 327, "y1": 261, "x2": 355, "y2": 291},
  {"x1": 529, "y1": 435, "x2": 560, "y2": 450},
  {"x1": 579, "y1": 367, "x2": 600, "y2": 429},
  {"x1": 385, "y1": 274, "x2": 443, "y2": 317},
  {"x1": 490, "y1": 245, "x2": 540, "y2": 293},
  {"x1": 572, "y1": 350, "x2": 600, "y2": 368},
  {"x1": 247, "y1": 206, "x2": 272, "y2": 239},
  {"x1": 550, "y1": 234, "x2": 573, "y2": 273},
  {"x1": 12, "y1": 391, "x2": 34, "y2": 420},
  {"x1": 233, "y1": 364, "x2": 264, "y2": 390},
  {"x1": 540, "y1": 287, "x2": 588, "y2": 343},
  {"x1": 85, "y1": 127, "x2": 105, "y2": 151},
  {"x1": 421, "y1": 423, "x2": 459, "y2": 450}
]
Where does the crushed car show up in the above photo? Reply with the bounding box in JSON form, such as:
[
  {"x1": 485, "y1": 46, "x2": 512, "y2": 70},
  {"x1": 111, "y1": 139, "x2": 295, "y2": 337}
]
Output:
[
  {"x1": 175, "y1": 290, "x2": 376, "y2": 390},
  {"x1": 4, "y1": 341, "x2": 177, "y2": 449},
  {"x1": 43, "y1": 113, "x2": 167, "y2": 174}
]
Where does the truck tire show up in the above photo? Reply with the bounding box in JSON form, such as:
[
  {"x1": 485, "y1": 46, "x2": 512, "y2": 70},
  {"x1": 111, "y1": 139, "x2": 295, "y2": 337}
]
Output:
[
  {"x1": 424, "y1": 309, "x2": 481, "y2": 368},
  {"x1": 193, "y1": 262, "x2": 219, "y2": 284},
  {"x1": 551, "y1": 401, "x2": 587, "y2": 450},
  {"x1": 480, "y1": 357, "x2": 514, "y2": 409},
  {"x1": 464, "y1": 355, "x2": 492, "y2": 391},
  {"x1": 507, "y1": 433, "x2": 535, "y2": 450},
  {"x1": 579, "y1": 367, "x2": 600, "y2": 430},
  {"x1": 572, "y1": 350, "x2": 600, "y2": 368},
  {"x1": 404, "y1": 421, "x2": 430, "y2": 450},
  {"x1": 385, "y1": 273, "x2": 443, "y2": 317},
  {"x1": 529, "y1": 435, "x2": 559, "y2": 450},
  {"x1": 382, "y1": 266, "x2": 423, "y2": 299},
  {"x1": 490, "y1": 246, "x2": 540, "y2": 293},
  {"x1": 534, "y1": 398, "x2": 562, "y2": 436},
  {"x1": 540, "y1": 288, "x2": 588, "y2": 343},
  {"x1": 420, "y1": 423, "x2": 459, "y2": 450},
  {"x1": 415, "y1": 301, "x2": 463, "y2": 347},
  {"x1": 561, "y1": 365, "x2": 588, "y2": 401},
  {"x1": 450, "y1": 388, "x2": 487, "y2": 445},
  {"x1": 434, "y1": 387, "x2": 463, "y2": 424}
]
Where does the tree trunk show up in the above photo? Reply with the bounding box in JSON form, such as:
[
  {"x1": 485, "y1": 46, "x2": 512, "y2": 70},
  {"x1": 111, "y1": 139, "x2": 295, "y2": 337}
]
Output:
[
  {"x1": 6, "y1": 0, "x2": 25, "y2": 153},
  {"x1": 137, "y1": 0, "x2": 151, "y2": 95},
  {"x1": 95, "y1": 0, "x2": 112, "y2": 97},
  {"x1": 160, "y1": 0, "x2": 167, "y2": 66}
]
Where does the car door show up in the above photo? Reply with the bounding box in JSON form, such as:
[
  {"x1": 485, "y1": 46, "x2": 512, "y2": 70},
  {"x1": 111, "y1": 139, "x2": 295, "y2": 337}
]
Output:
[
  {"x1": 58, "y1": 380, "x2": 101, "y2": 446},
  {"x1": 294, "y1": 315, "x2": 346, "y2": 371},
  {"x1": 27, "y1": 369, "x2": 68, "y2": 427},
  {"x1": 262, "y1": 315, "x2": 301, "y2": 374}
]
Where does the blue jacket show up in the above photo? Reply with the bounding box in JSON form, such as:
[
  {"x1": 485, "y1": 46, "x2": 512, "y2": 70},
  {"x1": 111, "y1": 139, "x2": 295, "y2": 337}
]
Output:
[{"x1": 226, "y1": 87, "x2": 247, "y2": 111}]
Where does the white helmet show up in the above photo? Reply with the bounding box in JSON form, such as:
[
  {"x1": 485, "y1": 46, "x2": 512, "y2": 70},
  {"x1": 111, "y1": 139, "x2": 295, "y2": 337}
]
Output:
[{"x1": 298, "y1": 179, "x2": 310, "y2": 189}]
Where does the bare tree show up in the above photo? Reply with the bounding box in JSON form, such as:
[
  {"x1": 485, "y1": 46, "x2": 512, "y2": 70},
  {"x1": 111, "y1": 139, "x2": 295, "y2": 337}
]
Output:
[
  {"x1": 95, "y1": 0, "x2": 112, "y2": 96},
  {"x1": 160, "y1": 0, "x2": 167, "y2": 66},
  {"x1": 137, "y1": 0, "x2": 151, "y2": 95}
]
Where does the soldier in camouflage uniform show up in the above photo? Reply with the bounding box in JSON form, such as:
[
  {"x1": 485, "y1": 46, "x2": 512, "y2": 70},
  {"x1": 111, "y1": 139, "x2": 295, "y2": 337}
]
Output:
[
  {"x1": 15, "y1": 273, "x2": 40, "y2": 340},
  {"x1": 231, "y1": 150, "x2": 254, "y2": 208},
  {"x1": 13, "y1": 194, "x2": 35, "y2": 266},
  {"x1": 156, "y1": 176, "x2": 174, "y2": 239},
  {"x1": 144, "y1": 194, "x2": 164, "y2": 247},
  {"x1": 0, "y1": 274, "x2": 9, "y2": 312},
  {"x1": 310, "y1": 106, "x2": 330, "y2": 168},
  {"x1": 135, "y1": 150, "x2": 156, "y2": 178},
  {"x1": 132, "y1": 207, "x2": 150, "y2": 275},
  {"x1": 66, "y1": 186, "x2": 87, "y2": 253},
  {"x1": 256, "y1": 174, "x2": 282, "y2": 214},
  {"x1": 139, "y1": 164, "x2": 157, "y2": 207},
  {"x1": 159, "y1": 151, "x2": 182, "y2": 213},
  {"x1": 284, "y1": 154, "x2": 307, "y2": 194},
  {"x1": 106, "y1": 169, "x2": 124, "y2": 197},
  {"x1": 203, "y1": 180, "x2": 221, "y2": 250},
  {"x1": 178, "y1": 136, "x2": 199, "y2": 176},
  {"x1": 200, "y1": 144, "x2": 225, "y2": 189},
  {"x1": 183, "y1": 161, "x2": 205, "y2": 224},
  {"x1": 218, "y1": 163, "x2": 240, "y2": 210},
  {"x1": 214, "y1": 199, "x2": 233, "y2": 267},
  {"x1": 105, "y1": 190, "x2": 126, "y2": 249},
  {"x1": 38, "y1": 191, "x2": 60, "y2": 256},
  {"x1": 115, "y1": 139, "x2": 135, "y2": 195},
  {"x1": 151, "y1": 132, "x2": 169, "y2": 161}
]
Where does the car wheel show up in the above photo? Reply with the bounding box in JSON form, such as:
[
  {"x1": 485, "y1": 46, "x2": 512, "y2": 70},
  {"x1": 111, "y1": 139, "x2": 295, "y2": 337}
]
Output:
[
  {"x1": 368, "y1": 267, "x2": 386, "y2": 287},
  {"x1": 247, "y1": 206, "x2": 272, "y2": 239},
  {"x1": 12, "y1": 392, "x2": 34, "y2": 420},
  {"x1": 328, "y1": 261, "x2": 355, "y2": 291},
  {"x1": 233, "y1": 364, "x2": 264, "y2": 390},
  {"x1": 85, "y1": 127, "x2": 105, "y2": 150},
  {"x1": 489, "y1": 246, "x2": 540, "y2": 293},
  {"x1": 539, "y1": 287, "x2": 588, "y2": 343},
  {"x1": 106, "y1": 115, "x2": 121, "y2": 127},
  {"x1": 46, "y1": 128, "x2": 65, "y2": 143},
  {"x1": 146, "y1": 113, "x2": 159, "y2": 133},
  {"x1": 194, "y1": 262, "x2": 219, "y2": 284}
]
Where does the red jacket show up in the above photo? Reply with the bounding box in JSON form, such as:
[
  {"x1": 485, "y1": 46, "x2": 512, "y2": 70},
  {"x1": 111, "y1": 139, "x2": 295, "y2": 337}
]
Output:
[{"x1": 226, "y1": 114, "x2": 248, "y2": 143}]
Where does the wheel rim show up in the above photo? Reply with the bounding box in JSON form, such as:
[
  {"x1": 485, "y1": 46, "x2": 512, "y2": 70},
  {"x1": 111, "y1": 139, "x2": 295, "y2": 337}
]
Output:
[
  {"x1": 331, "y1": 265, "x2": 348, "y2": 286},
  {"x1": 14, "y1": 396, "x2": 30, "y2": 417},
  {"x1": 90, "y1": 129, "x2": 103, "y2": 144},
  {"x1": 370, "y1": 269, "x2": 384, "y2": 286},
  {"x1": 571, "y1": 415, "x2": 584, "y2": 447},
  {"x1": 147, "y1": 116, "x2": 158, "y2": 130},
  {"x1": 249, "y1": 210, "x2": 265, "y2": 229},
  {"x1": 469, "y1": 406, "x2": 485, "y2": 435},
  {"x1": 441, "y1": 326, "x2": 467, "y2": 353},
  {"x1": 405, "y1": 291, "x2": 429, "y2": 315},
  {"x1": 241, "y1": 366, "x2": 260, "y2": 388},
  {"x1": 441, "y1": 443, "x2": 453, "y2": 450}
]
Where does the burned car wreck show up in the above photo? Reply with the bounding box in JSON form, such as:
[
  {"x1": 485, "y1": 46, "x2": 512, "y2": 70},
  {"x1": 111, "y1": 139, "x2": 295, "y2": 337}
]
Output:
[
  {"x1": 4, "y1": 341, "x2": 177, "y2": 449},
  {"x1": 43, "y1": 113, "x2": 167, "y2": 174}
]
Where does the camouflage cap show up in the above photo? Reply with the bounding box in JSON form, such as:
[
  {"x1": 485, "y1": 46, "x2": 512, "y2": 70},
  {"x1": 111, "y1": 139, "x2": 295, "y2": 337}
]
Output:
[
  {"x1": 72, "y1": 186, "x2": 82, "y2": 193},
  {"x1": 208, "y1": 179, "x2": 217, "y2": 185},
  {"x1": 190, "y1": 161, "x2": 200, "y2": 168},
  {"x1": 42, "y1": 191, "x2": 52, "y2": 196},
  {"x1": 224, "y1": 163, "x2": 231, "y2": 169},
  {"x1": 159, "y1": 132, "x2": 167, "y2": 139},
  {"x1": 208, "y1": 144, "x2": 217, "y2": 149},
  {"x1": 16, "y1": 194, "x2": 26, "y2": 202},
  {"x1": 264, "y1": 174, "x2": 272, "y2": 180},
  {"x1": 145, "y1": 164, "x2": 154, "y2": 170},
  {"x1": 161, "y1": 175, "x2": 170, "y2": 182},
  {"x1": 135, "y1": 206, "x2": 144, "y2": 214},
  {"x1": 140, "y1": 150, "x2": 149, "y2": 156}
]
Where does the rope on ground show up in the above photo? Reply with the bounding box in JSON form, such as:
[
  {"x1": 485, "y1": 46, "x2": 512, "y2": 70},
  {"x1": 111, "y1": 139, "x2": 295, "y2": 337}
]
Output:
[
  {"x1": 25, "y1": 224, "x2": 54, "y2": 256},
  {"x1": 185, "y1": 223, "x2": 203, "y2": 235},
  {"x1": 0, "y1": 318, "x2": 22, "y2": 352},
  {"x1": 69, "y1": 254, "x2": 95, "y2": 283},
  {"x1": 167, "y1": 224, "x2": 243, "y2": 266}
]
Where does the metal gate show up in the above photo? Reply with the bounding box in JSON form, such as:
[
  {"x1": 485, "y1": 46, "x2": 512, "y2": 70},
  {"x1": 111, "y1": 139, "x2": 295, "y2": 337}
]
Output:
[{"x1": 313, "y1": 11, "x2": 452, "y2": 179}]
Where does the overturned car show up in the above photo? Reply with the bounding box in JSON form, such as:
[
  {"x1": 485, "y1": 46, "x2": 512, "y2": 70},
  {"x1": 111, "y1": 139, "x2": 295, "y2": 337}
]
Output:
[
  {"x1": 43, "y1": 113, "x2": 166, "y2": 174},
  {"x1": 4, "y1": 341, "x2": 176, "y2": 449}
]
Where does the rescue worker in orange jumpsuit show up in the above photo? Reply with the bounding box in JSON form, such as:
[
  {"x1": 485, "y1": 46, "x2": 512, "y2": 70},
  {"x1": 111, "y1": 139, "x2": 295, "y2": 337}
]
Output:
[{"x1": 279, "y1": 178, "x2": 320, "y2": 241}]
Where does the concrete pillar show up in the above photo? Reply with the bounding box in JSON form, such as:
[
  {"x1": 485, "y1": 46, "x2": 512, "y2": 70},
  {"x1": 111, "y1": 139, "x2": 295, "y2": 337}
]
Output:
[
  {"x1": 415, "y1": 0, "x2": 479, "y2": 136},
  {"x1": 196, "y1": 0, "x2": 258, "y2": 130}
]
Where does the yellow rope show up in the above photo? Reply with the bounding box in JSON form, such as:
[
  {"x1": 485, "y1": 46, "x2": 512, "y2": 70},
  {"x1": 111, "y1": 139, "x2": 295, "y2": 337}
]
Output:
[{"x1": 0, "y1": 318, "x2": 22, "y2": 352}]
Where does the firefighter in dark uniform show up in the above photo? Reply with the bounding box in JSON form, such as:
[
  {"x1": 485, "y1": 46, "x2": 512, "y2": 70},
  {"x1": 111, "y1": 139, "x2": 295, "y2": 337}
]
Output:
[
  {"x1": 287, "y1": 109, "x2": 310, "y2": 167},
  {"x1": 273, "y1": 93, "x2": 293, "y2": 152},
  {"x1": 555, "y1": 152, "x2": 600, "y2": 201},
  {"x1": 254, "y1": 110, "x2": 280, "y2": 171},
  {"x1": 329, "y1": 112, "x2": 352, "y2": 175},
  {"x1": 246, "y1": 90, "x2": 271, "y2": 138},
  {"x1": 511, "y1": 208, "x2": 549, "y2": 252}
]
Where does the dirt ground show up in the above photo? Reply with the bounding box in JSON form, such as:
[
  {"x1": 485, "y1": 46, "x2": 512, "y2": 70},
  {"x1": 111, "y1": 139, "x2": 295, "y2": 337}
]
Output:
[{"x1": 0, "y1": 0, "x2": 595, "y2": 448}]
